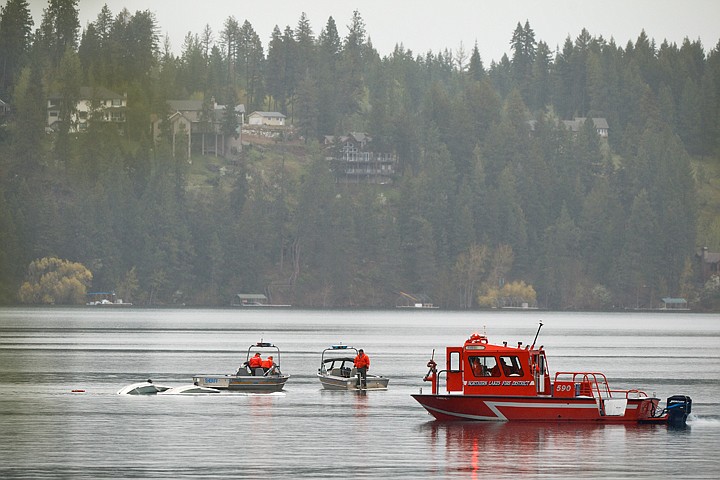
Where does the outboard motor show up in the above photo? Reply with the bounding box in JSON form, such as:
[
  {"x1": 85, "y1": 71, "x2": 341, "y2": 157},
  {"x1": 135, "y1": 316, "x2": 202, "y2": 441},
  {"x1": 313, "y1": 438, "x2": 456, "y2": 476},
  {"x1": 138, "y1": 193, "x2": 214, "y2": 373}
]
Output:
[{"x1": 666, "y1": 395, "x2": 692, "y2": 427}]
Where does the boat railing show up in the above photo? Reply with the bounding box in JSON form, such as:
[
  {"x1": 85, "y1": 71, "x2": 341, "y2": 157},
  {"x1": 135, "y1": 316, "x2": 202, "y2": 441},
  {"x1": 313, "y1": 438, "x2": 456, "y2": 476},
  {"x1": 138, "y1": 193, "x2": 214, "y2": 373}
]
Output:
[
  {"x1": 554, "y1": 372, "x2": 612, "y2": 399},
  {"x1": 613, "y1": 388, "x2": 650, "y2": 399},
  {"x1": 434, "y1": 369, "x2": 449, "y2": 393}
]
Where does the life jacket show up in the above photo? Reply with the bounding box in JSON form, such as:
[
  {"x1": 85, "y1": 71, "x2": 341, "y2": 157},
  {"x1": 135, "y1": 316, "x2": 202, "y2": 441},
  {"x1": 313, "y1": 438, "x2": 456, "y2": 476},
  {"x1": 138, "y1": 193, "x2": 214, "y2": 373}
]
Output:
[
  {"x1": 261, "y1": 359, "x2": 274, "y2": 369},
  {"x1": 248, "y1": 355, "x2": 263, "y2": 368},
  {"x1": 354, "y1": 353, "x2": 370, "y2": 369}
]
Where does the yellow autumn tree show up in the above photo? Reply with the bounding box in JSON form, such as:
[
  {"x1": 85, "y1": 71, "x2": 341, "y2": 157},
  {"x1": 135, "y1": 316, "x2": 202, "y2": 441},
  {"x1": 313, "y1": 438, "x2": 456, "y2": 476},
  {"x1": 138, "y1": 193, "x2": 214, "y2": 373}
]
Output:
[
  {"x1": 477, "y1": 280, "x2": 537, "y2": 308},
  {"x1": 17, "y1": 257, "x2": 93, "y2": 305}
]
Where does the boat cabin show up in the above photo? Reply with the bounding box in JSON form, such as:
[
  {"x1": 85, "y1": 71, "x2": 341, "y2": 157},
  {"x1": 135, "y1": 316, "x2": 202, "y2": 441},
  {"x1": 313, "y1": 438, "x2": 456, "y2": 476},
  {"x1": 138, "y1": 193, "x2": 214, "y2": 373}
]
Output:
[{"x1": 444, "y1": 333, "x2": 550, "y2": 396}]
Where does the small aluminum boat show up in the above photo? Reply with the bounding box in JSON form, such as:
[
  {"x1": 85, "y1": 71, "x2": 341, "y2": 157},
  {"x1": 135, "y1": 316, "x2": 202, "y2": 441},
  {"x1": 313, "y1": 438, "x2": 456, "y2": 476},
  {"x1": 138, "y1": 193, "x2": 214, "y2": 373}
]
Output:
[
  {"x1": 317, "y1": 345, "x2": 389, "y2": 390},
  {"x1": 193, "y1": 342, "x2": 289, "y2": 392}
]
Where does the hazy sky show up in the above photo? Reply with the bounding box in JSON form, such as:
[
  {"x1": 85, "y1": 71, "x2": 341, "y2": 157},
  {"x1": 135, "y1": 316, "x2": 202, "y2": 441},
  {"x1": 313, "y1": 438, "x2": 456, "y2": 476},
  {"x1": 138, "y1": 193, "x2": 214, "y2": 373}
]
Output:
[{"x1": 25, "y1": 0, "x2": 720, "y2": 63}]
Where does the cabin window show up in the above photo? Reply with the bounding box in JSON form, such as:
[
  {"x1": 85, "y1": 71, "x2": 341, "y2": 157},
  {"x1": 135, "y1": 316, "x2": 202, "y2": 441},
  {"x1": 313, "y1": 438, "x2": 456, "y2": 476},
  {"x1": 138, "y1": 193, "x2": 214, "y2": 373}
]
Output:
[
  {"x1": 468, "y1": 355, "x2": 500, "y2": 377},
  {"x1": 499, "y1": 356, "x2": 524, "y2": 377},
  {"x1": 449, "y1": 351, "x2": 461, "y2": 372}
]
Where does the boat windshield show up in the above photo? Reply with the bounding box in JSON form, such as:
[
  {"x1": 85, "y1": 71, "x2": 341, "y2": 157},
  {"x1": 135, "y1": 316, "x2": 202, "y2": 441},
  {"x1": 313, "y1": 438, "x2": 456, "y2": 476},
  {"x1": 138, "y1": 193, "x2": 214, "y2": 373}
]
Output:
[
  {"x1": 499, "y1": 356, "x2": 524, "y2": 376},
  {"x1": 469, "y1": 355, "x2": 500, "y2": 377}
]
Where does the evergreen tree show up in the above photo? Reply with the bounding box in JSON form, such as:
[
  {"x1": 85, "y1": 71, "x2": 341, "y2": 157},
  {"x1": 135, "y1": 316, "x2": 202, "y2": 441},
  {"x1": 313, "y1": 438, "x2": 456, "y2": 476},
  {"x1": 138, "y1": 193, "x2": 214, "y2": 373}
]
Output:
[
  {"x1": 53, "y1": 47, "x2": 81, "y2": 163},
  {"x1": 11, "y1": 57, "x2": 45, "y2": 169},
  {"x1": 467, "y1": 41, "x2": 484, "y2": 81},
  {"x1": 510, "y1": 20, "x2": 536, "y2": 102},
  {"x1": 0, "y1": 0, "x2": 33, "y2": 97},
  {"x1": 37, "y1": 0, "x2": 79, "y2": 69},
  {"x1": 237, "y1": 20, "x2": 264, "y2": 110},
  {"x1": 537, "y1": 204, "x2": 582, "y2": 309},
  {"x1": 316, "y1": 16, "x2": 341, "y2": 134},
  {"x1": 611, "y1": 189, "x2": 657, "y2": 307},
  {"x1": 338, "y1": 10, "x2": 367, "y2": 117},
  {"x1": 295, "y1": 71, "x2": 319, "y2": 141}
]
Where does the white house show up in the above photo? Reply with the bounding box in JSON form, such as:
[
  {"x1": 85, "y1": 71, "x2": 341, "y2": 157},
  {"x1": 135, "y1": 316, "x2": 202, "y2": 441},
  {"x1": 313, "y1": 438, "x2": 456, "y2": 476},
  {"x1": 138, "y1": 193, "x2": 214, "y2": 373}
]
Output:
[
  {"x1": 248, "y1": 111, "x2": 286, "y2": 126},
  {"x1": 47, "y1": 86, "x2": 126, "y2": 132}
]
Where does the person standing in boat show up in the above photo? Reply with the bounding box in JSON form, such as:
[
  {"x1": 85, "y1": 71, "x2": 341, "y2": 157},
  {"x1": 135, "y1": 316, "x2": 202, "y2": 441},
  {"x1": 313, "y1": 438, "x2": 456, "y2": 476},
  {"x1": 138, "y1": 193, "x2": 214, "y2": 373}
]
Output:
[
  {"x1": 354, "y1": 349, "x2": 370, "y2": 388},
  {"x1": 248, "y1": 352, "x2": 263, "y2": 375}
]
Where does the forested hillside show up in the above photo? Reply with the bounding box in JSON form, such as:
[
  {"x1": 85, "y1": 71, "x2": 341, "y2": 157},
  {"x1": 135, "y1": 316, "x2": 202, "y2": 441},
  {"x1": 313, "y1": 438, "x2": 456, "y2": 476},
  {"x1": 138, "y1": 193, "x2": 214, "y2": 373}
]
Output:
[{"x1": 1, "y1": 0, "x2": 719, "y2": 309}]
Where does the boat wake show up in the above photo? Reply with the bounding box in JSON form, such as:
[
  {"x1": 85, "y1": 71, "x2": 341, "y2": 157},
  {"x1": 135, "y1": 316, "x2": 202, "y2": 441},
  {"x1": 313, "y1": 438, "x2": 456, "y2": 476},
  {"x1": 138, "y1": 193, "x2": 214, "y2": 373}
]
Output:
[{"x1": 686, "y1": 414, "x2": 720, "y2": 427}]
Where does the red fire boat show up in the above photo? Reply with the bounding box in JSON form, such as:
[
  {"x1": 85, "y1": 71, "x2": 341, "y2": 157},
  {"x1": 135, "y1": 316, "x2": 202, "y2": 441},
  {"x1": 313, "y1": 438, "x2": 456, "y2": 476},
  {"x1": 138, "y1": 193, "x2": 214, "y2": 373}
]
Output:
[{"x1": 412, "y1": 323, "x2": 691, "y2": 425}]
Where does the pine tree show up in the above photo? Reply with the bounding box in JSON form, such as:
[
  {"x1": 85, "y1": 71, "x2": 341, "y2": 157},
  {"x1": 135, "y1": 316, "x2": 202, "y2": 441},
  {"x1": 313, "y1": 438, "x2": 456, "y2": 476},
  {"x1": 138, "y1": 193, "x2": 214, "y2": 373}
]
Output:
[
  {"x1": 37, "y1": 0, "x2": 79, "y2": 69},
  {"x1": 0, "y1": 0, "x2": 33, "y2": 97}
]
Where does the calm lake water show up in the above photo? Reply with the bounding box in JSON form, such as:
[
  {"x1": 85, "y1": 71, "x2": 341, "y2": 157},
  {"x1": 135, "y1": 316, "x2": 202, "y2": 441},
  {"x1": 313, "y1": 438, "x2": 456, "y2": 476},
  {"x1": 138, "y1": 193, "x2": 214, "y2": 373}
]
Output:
[{"x1": 1, "y1": 308, "x2": 719, "y2": 479}]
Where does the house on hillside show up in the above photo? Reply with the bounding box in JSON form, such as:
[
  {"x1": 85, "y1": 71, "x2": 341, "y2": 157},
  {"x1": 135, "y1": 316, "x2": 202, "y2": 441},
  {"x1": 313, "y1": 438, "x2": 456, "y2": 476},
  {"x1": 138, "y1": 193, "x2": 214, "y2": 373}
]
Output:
[
  {"x1": 248, "y1": 111, "x2": 286, "y2": 126},
  {"x1": 47, "y1": 86, "x2": 126, "y2": 132},
  {"x1": 562, "y1": 117, "x2": 609, "y2": 138},
  {"x1": 528, "y1": 116, "x2": 609, "y2": 138},
  {"x1": 151, "y1": 99, "x2": 245, "y2": 160},
  {"x1": 325, "y1": 132, "x2": 398, "y2": 184}
]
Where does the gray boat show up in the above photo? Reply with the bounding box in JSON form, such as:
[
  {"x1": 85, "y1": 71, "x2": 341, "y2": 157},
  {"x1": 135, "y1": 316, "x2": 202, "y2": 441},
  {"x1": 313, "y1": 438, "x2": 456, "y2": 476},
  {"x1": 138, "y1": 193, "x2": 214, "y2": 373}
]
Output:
[
  {"x1": 317, "y1": 345, "x2": 389, "y2": 390},
  {"x1": 193, "y1": 342, "x2": 289, "y2": 392}
]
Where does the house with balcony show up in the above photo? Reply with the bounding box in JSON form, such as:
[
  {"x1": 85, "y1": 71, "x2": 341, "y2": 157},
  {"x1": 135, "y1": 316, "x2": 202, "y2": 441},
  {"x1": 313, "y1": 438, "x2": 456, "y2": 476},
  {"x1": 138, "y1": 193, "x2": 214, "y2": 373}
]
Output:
[
  {"x1": 151, "y1": 99, "x2": 245, "y2": 159},
  {"x1": 326, "y1": 132, "x2": 398, "y2": 184},
  {"x1": 47, "y1": 86, "x2": 126, "y2": 133}
]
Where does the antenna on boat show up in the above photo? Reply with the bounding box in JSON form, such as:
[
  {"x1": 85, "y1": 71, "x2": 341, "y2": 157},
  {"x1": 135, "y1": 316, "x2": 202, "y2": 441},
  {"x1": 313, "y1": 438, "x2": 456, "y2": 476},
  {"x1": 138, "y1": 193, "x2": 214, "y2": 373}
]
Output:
[{"x1": 531, "y1": 321, "x2": 543, "y2": 350}]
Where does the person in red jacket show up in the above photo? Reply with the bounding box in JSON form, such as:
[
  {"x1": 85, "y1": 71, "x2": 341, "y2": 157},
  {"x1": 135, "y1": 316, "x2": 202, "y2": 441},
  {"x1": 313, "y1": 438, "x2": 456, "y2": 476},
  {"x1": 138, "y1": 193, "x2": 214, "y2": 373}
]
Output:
[
  {"x1": 261, "y1": 355, "x2": 276, "y2": 374},
  {"x1": 248, "y1": 352, "x2": 263, "y2": 375},
  {"x1": 354, "y1": 349, "x2": 370, "y2": 389}
]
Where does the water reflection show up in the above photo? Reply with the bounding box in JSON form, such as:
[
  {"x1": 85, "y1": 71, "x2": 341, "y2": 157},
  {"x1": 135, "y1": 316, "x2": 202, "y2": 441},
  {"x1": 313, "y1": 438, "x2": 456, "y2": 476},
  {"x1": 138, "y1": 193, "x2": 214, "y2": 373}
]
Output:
[{"x1": 420, "y1": 421, "x2": 677, "y2": 478}]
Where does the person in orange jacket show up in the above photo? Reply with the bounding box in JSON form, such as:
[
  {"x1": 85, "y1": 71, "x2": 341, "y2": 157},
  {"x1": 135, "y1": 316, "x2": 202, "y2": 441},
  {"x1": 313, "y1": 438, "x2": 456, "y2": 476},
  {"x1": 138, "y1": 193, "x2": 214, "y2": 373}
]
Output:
[
  {"x1": 354, "y1": 349, "x2": 370, "y2": 389},
  {"x1": 261, "y1": 355, "x2": 276, "y2": 374},
  {"x1": 247, "y1": 352, "x2": 263, "y2": 375}
]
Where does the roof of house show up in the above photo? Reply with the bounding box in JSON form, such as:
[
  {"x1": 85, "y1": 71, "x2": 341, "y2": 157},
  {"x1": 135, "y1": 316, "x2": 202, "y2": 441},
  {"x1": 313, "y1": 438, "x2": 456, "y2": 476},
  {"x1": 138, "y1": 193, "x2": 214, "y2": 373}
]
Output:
[
  {"x1": 235, "y1": 293, "x2": 268, "y2": 300},
  {"x1": 164, "y1": 101, "x2": 245, "y2": 126},
  {"x1": 661, "y1": 297, "x2": 687, "y2": 304},
  {"x1": 249, "y1": 111, "x2": 286, "y2": 118}
]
